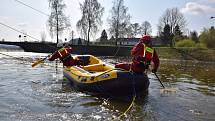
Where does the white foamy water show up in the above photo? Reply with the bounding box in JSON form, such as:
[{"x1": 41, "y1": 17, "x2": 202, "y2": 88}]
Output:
[{"x1": 0, "y1": 44, "x2": 24, "y2": 52}]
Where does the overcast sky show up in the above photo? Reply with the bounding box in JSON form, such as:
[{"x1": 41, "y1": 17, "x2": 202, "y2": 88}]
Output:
[{"x1": 0, "y1": 0, "x2": 215, "y2": 42}]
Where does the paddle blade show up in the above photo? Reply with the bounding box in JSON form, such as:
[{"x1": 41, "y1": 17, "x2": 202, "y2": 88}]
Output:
[
  {"x1": 160, "y1": 88, "x2": 178, "y2": 94},
  {"x1": 32, "y1": 59, "x2": 44, "y2": 67}
]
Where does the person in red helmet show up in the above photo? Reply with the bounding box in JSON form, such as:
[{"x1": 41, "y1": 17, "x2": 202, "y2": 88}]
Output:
[
  {"x1": 48, "y1": 43, "x2": 82, "y2": 66},
  {"x1": 115, "y1": 35, "x2": 159, "y2": 74},
  {"x1": 131, "y1": 35, "x2": 159, "y2": 73}
]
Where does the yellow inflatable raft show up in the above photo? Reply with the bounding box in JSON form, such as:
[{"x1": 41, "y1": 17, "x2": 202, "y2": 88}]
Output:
[{"x1": 63, "y1": 55, "x2": 149, "y2": 97}]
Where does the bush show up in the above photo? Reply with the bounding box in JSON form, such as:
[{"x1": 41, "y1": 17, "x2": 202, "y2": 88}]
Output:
[
  {"x1": 195, "y1": 43, "x2": 207, "y2": 49},
  {"x1": 199, "y1": 27, "x2": 215, "y2": 48},
  {"x1": 176, "y1": 39, "x2": 196, "y2": 47}
]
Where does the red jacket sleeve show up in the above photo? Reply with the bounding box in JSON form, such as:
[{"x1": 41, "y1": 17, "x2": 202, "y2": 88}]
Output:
[
  {"x1": 48, "y1": 51, "x2": 60, "y2": 61},
  {"x1": 131, "y1": 42, "x2": 143, "y2": 56},
  {"x1": 152, "y1": 50, "x2": 160, "y2": 70}
]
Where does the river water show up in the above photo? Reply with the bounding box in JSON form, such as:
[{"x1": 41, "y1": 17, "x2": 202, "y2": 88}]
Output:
[{"x1": 0, "y1": 51, "x2": 214, "y2": 121}]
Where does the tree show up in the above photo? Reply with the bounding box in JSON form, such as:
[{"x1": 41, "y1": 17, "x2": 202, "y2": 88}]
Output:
[
  {"x1": 127, "y1": 23, "x2": 141, "y2": 38},
  {"x1": 174, "y1": 24, "x2": 182, "y2": 36},
  {"x1": 160, "y1": 24, "x2": 173, "y2": 46},
  {"x1": 48, "y1": 0, "x2": 70, "y2": 43},
  {"x1": 76, "y1": 20, "x2": 87, "y2": 41},
  {"x1": 124, "y1": 24, "x2": 133, "y2": 38},
  {"x1": 158, "y1": 7, "x2": 186, "y2": 36},
  {"x1": 199, "y1": 27, "x2": 215, "y2": 48},
  {"x1": 172, "y1": 24, "x2": 183, "y2": 46},
  {"x1": 124, "y1": 23, "x2": 141, "y2": 38},
  {"x1": 108, "y1": 0, "x2": 131, "y2": 45},
  {"x1": 76, "y1": 0, "x2": 104, "y2": 45},
  {"x1": 141, "y1": 21, "x2": 152, "y2": 35},
  {"x1": 210, "y1": 26, "x2": 215, "y2": 31},
  {"x1": 100, "y1": 29, "x2": 108, "y2": 42},
  {"x1": 190, "y1": 31, "x2": 198, "y2": 43}
]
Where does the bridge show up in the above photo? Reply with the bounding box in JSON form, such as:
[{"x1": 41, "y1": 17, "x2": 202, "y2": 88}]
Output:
[{"x1": 0, "y1": 41, "x2": 132, "y2": 56}]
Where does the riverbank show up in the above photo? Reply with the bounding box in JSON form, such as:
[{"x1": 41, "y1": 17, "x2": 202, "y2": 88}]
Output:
[{"x1": 155, "y1": 47, "x2": 215, "y2": 62}]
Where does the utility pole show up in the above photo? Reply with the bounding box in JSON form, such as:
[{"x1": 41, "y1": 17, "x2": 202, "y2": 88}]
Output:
[
  {"x1": 72, "y1": 30, "x2": 74, "y2": 45},
  {"x1": 56, "y1": 1, "x2": 59, "y2": 45}
]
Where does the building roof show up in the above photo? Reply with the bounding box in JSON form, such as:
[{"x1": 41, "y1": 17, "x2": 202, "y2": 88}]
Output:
[{"x1": 116, "y1": 38, "x2": 140, "y2": 42}]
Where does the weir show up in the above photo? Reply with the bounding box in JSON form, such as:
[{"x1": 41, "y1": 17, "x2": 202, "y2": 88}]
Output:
[{"x1": 0, "y1": 44, "x2": 24, "y2": 52}]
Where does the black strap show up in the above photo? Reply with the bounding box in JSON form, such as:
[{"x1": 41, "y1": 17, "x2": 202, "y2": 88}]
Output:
[{"x1": 60, "y1": 55, "x2": 72, "y2": 63}]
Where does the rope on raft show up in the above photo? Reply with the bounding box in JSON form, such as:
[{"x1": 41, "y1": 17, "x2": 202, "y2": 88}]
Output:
[{"x1": 115, "y1": 71, "x2": 136, "y2": 120}]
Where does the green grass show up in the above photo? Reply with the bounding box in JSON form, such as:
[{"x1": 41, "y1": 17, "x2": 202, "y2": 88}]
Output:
[{"x1": 155, "y1": 47, "x2": 215, "y2": 61}]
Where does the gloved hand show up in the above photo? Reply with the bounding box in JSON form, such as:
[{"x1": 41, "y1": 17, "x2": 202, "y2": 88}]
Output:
[
  {"x1": 139, "y1": 61, "x2": 146, "y2": 68},
  {"x1": 152, "y1": 69, "x2": 157, "y2": 73},
  {"x1": 47, "y1": 54, "x2": 53, "y2": 61}
]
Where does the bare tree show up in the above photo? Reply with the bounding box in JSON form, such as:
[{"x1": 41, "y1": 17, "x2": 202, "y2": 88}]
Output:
[
  {"x1": 126, "y1": 23, "x2": 141, "y2": 38},
  {"x1": 158, "y1": 7, "x2": 186, "y2": 35},
  {"x1": 76, "y1": 0, "x2": 104, "y2": 45},
  {"x1": 76, "y1": 20, "x2": 88, "y2": 40},
  {"x1": 108, "y1": 0, "x2": 131, "y2": 45},
  {"x1": 124, "y1": 24, "x2": 133, "y2": 38},
  {"x1": 48, "y1": 0, "x2": 70, "y2": 43},
  {"x1": 141, "y1": 21, "x2": 152, "y2": 35}
]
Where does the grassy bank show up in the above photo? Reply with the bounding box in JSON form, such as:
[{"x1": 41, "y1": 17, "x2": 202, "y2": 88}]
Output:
[{"x1": 155, "y1": 47, "x2": 215, "y2": 62}]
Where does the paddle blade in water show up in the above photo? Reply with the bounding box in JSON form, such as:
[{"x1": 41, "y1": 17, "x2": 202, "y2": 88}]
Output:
[{"x1": 160, "y1": 88, "x2": 178, "y2": 94}]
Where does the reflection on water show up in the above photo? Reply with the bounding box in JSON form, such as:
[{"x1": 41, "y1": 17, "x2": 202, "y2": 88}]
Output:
[
  {"x1": 159, "y1": 60, "x2": 215, "y2": 96},
  {"x1": 0, "y1": 52, "x2": 215, "y2": 121}
]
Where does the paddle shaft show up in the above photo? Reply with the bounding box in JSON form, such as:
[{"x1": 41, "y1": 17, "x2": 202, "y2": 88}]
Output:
[{"x1": 154, "y1": 72, "x2": 165, "y2": 88}]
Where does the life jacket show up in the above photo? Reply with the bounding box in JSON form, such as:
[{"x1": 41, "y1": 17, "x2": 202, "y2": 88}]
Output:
[
  {"x1": 58, "y1": 47, "x2": 71, "y2": 62},
  {"x1": 139, "y1": 44, "x2": 154, "y2": 67}
]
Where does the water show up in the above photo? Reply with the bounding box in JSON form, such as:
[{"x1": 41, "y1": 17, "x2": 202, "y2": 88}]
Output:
[
  {"x1": 0, "y1": 52, "x2": 215, "y2": 121},
  {"x1": 0, "y1": 44, "x2": 23, "y2": 52}
]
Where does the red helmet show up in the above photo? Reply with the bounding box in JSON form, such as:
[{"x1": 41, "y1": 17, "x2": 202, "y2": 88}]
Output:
[{"x1": 140, "y1": 35, "x2": 151, "y2": 42}]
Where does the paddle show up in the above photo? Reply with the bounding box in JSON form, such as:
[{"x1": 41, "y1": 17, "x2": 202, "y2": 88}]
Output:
[
  {"x1": 153, "y1": 72, "x2": 165, "y2": 88},
  {"x1": 31, "y1": 56, "x2": 49, "y2": 67}
]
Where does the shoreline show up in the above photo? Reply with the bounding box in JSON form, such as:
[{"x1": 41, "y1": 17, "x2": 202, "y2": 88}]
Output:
[{"x1": 155, "y1": 47, "x2": 215, "y2": 62}]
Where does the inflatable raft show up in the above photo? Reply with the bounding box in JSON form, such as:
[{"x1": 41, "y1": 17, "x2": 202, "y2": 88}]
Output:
[{"x1": 63, "y1": 55, "x2": 149, "y2": 97}]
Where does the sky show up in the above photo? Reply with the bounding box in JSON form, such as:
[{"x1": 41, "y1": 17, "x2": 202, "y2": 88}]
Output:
[{"x1": 0, "y1": 0, "x2": 215, "y2": 42}]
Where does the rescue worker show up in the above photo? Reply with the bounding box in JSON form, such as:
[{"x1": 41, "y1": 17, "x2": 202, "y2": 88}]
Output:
[
  {"x1": 115, "y1": 35, "x2": 159, "y2": 74},
  {"x1": 48, "y1": 43, "x2": 82, "y2": 66},
  {"x1": 131, "y1": 35, "x2": 159, "y2": 73}
]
